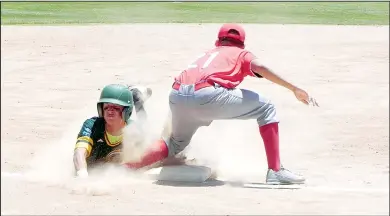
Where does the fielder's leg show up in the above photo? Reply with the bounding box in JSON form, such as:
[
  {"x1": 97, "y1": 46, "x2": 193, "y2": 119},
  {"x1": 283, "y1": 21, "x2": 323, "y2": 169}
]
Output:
[
  {"x1": 192, "y1": 86, "x2": 305, "y2": 184},
  {"x1": 124, "y1": 85, "x2": 209, "y2": 170}
]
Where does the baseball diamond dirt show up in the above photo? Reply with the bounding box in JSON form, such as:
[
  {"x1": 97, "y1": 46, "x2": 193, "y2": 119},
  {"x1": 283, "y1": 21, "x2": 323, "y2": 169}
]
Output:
[{"x1": 1, "y1": 23, "x2": 389, "y2": 215}]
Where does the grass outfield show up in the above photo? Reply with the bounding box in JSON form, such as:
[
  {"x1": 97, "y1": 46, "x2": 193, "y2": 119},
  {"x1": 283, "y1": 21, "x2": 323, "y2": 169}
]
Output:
[{"x1": 1, "y1": 2, "x2": 389, "y2": 25}]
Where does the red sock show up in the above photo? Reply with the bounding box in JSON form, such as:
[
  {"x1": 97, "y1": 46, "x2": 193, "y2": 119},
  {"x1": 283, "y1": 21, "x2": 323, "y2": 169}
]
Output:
[
  {"x1": 123, "y1": 139, "x2": 169, "y2": 169},
  {"x1": 259, "y1": 122, "x2": 281, "y2": 171}
]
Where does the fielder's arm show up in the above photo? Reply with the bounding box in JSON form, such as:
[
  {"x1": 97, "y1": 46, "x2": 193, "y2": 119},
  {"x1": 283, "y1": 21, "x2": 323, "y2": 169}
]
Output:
[
  {"x1": 250, "y1": 59, "x2": 319, "y2": 106},
  {"x1": 250, "y1": 59, "x2": 297, "y2": 91}
]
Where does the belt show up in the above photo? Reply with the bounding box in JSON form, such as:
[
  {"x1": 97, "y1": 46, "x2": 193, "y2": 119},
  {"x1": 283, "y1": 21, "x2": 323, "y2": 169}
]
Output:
[{"x1": 172, "y1": 81, "x2": 214, "y2": 91}]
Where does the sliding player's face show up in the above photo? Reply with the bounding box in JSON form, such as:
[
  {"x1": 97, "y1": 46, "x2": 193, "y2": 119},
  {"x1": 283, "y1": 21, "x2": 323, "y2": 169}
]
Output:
[{"x1": 103, "y1": 103, "x2": 124, "y2": 125}]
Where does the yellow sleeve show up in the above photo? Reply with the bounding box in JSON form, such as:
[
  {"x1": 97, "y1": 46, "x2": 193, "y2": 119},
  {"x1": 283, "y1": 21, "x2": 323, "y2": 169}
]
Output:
[
  {"x1": 75, "y1": 118, "x2": 97, "y2": 158},
  {"x1": 75, "y1": 136, "x2": 93, "y2": 157}
]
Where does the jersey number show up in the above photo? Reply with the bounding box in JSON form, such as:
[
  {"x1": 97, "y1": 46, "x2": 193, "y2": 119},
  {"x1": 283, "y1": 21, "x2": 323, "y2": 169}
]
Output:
[{"x1": 188, "y1": 51, "x2": 219, "y2": 69}]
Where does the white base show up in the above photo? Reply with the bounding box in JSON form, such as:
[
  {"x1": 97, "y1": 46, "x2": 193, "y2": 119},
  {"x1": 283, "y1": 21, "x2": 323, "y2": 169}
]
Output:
[{"x1": 144, "y1": 165, "x2": 213, "y2": 183}]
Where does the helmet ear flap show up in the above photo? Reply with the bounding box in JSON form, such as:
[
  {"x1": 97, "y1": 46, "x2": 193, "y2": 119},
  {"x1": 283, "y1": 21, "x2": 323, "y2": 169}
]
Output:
[
  {"x1": 122, "y1": 107, "x2": 133, "y2": 122},
  {"x1": 97, "y1": 103, "x2": 104, "y2": 117}
]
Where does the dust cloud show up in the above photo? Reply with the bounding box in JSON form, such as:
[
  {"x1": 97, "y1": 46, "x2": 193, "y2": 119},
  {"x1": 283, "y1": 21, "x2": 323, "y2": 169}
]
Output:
[{"x1": 21, "y1": 84, "x2": 270, "y2": 196}]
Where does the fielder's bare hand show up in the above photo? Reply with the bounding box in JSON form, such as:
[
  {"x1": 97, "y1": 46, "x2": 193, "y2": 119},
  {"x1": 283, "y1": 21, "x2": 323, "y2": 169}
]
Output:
[{"x1": 293, "y1": 87, "x2": 319, "y2": 107}]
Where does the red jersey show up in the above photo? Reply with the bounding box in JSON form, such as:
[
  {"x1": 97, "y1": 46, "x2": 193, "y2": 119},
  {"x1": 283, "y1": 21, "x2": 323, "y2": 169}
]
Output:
[{"x1": 175, "y1": 46, "x2": 257, "y2": 89}]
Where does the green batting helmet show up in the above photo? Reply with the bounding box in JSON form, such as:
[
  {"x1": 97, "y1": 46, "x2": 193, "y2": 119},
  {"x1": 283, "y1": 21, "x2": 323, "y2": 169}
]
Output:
[{"x1": 97, "y1": 84, "x2": 134, "y2": 122}]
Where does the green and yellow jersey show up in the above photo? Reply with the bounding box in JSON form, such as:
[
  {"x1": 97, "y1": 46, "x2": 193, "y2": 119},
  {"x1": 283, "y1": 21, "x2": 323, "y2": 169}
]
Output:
[{"x1": 75, "y1": 117, "x2": 128, "y2": 166}]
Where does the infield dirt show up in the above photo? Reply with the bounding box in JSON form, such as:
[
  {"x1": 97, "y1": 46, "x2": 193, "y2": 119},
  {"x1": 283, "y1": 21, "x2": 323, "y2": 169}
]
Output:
[{"x1": 1, "y1": 24, "x2": 389, "y2": 215}]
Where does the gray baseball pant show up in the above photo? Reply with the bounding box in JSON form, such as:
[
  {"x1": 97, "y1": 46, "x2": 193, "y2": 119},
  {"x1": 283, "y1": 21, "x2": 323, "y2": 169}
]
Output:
[{"x1": 163, "y1": 83, "x2": 279, "y2": 157}]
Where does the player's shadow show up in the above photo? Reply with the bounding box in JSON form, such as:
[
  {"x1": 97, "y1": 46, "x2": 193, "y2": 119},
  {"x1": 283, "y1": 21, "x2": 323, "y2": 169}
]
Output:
[
  {"x1": 225, "y1": 181, "x2": 303, "y2": 190},
  {"x1": 154, "y1": 179, "x2": 303, "y2": 190},
  {"x1": 153, "y1": 178, "x2": 226, "y2": 187}
]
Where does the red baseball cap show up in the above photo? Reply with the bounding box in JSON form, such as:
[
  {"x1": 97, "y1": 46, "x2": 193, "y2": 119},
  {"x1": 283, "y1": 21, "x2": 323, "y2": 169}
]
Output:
[{"x1": 217, "y1": 23, "x2": 246, "y2": 44}]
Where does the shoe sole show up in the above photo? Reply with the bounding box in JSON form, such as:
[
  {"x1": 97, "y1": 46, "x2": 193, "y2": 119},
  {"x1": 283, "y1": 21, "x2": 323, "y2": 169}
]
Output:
[
  {"x1": 245, "y1": 183, "x2": 305, "y2": 190},
  {"x1": 266, "y1": 180, "x2": 306, "y2": 185}
]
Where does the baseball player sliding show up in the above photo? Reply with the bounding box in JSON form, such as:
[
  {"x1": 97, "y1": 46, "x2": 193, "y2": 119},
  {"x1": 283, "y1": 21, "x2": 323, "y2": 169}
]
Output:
[
  {"x1": 124, "y1": 24, "x2": 319, "y2": 185},
  {"x1": 73, "y1": 84, "x2": 156, "y2": 178}
]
